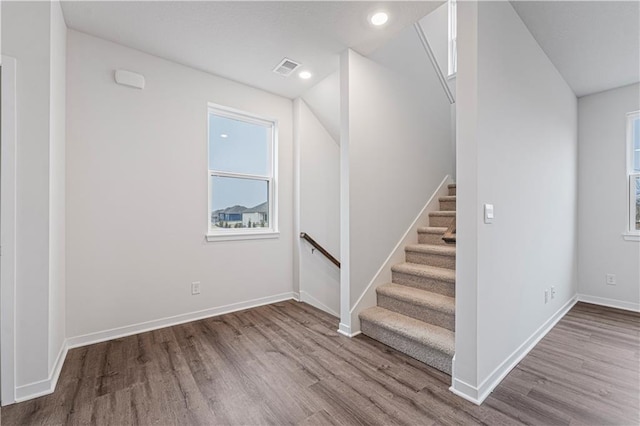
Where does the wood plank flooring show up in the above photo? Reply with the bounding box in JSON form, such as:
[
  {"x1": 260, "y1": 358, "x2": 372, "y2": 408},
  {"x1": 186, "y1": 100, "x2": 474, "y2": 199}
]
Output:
[{"x1": 1, "y1": 301, "x2": 638, "y2": 425}]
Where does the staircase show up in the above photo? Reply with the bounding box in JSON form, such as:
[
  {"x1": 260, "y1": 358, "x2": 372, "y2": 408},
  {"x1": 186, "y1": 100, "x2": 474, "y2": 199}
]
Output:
[{"x1": 359, "y1": 183, "x2": 456, "y2": 374}]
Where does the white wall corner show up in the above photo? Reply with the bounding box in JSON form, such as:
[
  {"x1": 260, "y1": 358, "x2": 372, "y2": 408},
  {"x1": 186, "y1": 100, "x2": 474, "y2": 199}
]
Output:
[
  {"x1": 577, "y1": 294, "x2": 640, "y2": 313},
  {"x1": 337, "y1": 322, "x2": 360, "y2": 338},
  {"x1": 300, "y1": 291, "x2": 339, "y2": 318},
  {"x1": 292, "y1": 98, "x2": 302, "y2": 298},
  {"x1": 14, "y1": 340, "x2": 68, "y2": 403},
  {"x1": 0, "y1": 55, "x2": 18, "y2": 407},
  {"x1": 451, "y1": 295, "x2": 578, "y2": 405},
  {"x1": 339, "y1": 49, "x2": 352, "y2": 334},
  {"x1": 348, "y1": 175, "x2": 453, "y2": 335}
]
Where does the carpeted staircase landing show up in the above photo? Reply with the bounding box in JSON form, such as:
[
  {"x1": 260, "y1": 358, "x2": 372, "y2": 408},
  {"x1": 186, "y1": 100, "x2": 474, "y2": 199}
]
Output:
[{"x1": 359, "y1": 183, "x2": 456, "y2": 374}]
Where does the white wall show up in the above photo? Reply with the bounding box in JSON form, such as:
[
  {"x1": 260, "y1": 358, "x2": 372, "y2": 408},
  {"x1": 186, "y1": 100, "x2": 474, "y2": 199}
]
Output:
[
  {"x1": 419, "y1": 3, "x2": 448, "y2": 77},
  {"x1": 340, "y1": 23, "x2": 454, "y2": 332},
  {"x1": 49, "y1": 0, "x2": 67, "y2": 375},
  {"x1": 301, "y1": 71, "x2": 340, "y2": 144},
  {"x1": 1, "y1": 0, "x2": 67, "y2": 393},
  {"x1": 295, "y1": 99, "x2": 340, "y2": 316},
  {"x1": 66, "y1": 30, "x2": 294, "y2": 339},
  {"x1": 578, "y1": 83, "x2": 640, "y2": 311},
  {"x1": 454, "y1": 1, "x2": 578, "y2": 403},
  {"x1": 419, "y1": 3, "x2": 456, "y2": 101}
]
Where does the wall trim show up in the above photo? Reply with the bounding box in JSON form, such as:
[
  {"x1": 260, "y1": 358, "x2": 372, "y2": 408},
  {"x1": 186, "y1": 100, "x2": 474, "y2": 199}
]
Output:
[
  {"x1": 14, "y1": 341, "x2": 68, "y2": 403},
  {"x1": 67, "y1": 292, "x2": 297, "y2": 349},
  {"x1": 348, "y1": 175, "x2": 452, "y2": 334},
  {"x1": 577, "y1": 294, "x2": 640, "y2": 313},
  {"x1": 337, "y1": 322, "x2": 361, "y2": 337},
  {"x1": 300, "y1": 291, "x2": 339, "y2": 317},
  {"x1": 14, "y1": 293, "x2": 302, "y2": 403},
  {"x1": 450, "y1": 295, "x2": 577, "y2": 405}
]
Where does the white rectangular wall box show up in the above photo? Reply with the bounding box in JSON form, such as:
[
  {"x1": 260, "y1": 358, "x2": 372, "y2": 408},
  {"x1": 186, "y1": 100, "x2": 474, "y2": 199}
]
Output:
[
  {"x1": 484, "y1": 203, "x2": 494, "y2": 224},
  {"x1": 114, "y1": 70, "x2": 145, "y2": 90}
]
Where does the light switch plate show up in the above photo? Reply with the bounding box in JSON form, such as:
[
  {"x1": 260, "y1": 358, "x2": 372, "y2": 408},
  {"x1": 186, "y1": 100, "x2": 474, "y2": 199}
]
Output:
[{"x1": 484, "y1": 204, "x2": 494, "y2": 224}]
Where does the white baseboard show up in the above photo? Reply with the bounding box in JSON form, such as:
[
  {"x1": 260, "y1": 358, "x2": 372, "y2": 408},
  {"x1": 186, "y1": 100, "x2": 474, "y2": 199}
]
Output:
[
  {"x1": 13, "y1": 293, "x2": 298, "y2": 403},
  {"x1": 13, "y1": 292, "x2": 298, "y2": 403},
  {"x1": 337, "y1": 322, "x2": 361, "y2": 337},
  {"x1": 300, "y1": 291, "x2": 339, "y2": 317},
  {"x1": 450, "y1": 295, "x2": 577, "y2": 405},
  {"x1": 15, "y1": 341, "x2": 68, "y2": 403},
  {"x1": 67, "y1": 292, "x2": 297, "y2": 349},
  {"x1": 577, "y1": 294, "x2": 640, "y2": 313}
]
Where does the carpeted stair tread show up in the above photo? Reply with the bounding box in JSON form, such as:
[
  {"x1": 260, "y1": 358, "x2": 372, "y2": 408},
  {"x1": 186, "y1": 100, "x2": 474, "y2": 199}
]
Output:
[
  {"x1": 391, "y1": 263, "x2": 456, "y2": 283},
  {"x1": 405, "y1": 244, "x2": 456, "y2": 256},
  {"x1": 429, "y1": 211, "x2": 456, "y2": 217},
  {"x1": 417, "y1": 226, "x2": 448, "y2": 234},
  {"x1": 360, "y1": 307, "x2": 454, "y2": 356},
  {"x1": 438, "y1": 196, "x2": 457, "y2": 201},
  {"x1": 448, "y1": 184, "x2": 456, "y2": 188},
  {"x1": 377, "y1": 283, "x2": 454, "y2": 315}
]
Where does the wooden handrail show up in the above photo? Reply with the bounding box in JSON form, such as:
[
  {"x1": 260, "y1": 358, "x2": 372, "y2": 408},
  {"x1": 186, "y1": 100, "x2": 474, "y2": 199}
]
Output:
[
  {"x1": 442, "y1": 217, "x2": 456, "y2": 244},
  {"x1": 300, "y1": 232, "x2": 340, "y2": 268}
]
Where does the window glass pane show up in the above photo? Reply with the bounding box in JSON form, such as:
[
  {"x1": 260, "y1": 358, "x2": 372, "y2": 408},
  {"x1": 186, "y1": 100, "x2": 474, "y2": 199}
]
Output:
[
  {"x1": 635, "y1": 176, "x2": 640, "y2": 231},
  {"x1": 209, "y1": 113, "x2": 270, "y2": 176},
  {"x1": 210, "y1": 176, "x2": 269, "y2": 229},
  {"x1": 633, "y1": 117, "x2": 640, "y2": 172}
]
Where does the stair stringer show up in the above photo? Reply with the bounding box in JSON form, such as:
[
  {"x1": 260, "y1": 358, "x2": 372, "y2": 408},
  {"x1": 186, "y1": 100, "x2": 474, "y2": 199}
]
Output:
[{"x1": 348, "y1": 175, "x2": 453, "y2": 334}]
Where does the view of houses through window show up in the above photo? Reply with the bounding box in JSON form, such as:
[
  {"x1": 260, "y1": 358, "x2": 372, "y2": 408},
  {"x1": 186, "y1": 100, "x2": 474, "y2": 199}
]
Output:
[{"x1": 208, "y1": 105, "x2": 276, "y2": 234}]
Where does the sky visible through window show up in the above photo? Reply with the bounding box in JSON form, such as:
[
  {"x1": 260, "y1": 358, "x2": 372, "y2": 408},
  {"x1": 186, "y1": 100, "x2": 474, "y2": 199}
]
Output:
[{"x1": 209, "y1": 114, "x2": 270, "y2": 212}]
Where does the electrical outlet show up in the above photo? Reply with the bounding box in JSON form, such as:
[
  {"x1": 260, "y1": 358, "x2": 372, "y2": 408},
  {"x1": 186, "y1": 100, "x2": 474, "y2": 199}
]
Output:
[
  {"x1": 606, "y1": 274, "x2": 616, "y2": 286},
  {"x1": 550, "y1": 286, "x2": 556, "y2": 300},
  {"x1": 191, "y1": 281, "x2": 201, "y2": 295},
  {"x1": 544, "y1": 289, "x2": 549, "y2": 304}
]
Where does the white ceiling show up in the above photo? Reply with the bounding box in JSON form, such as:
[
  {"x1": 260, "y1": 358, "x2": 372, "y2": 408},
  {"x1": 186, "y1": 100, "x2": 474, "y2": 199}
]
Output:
[
  {"x1": 511, "y1": 1, "x2": 640, "y2": 97},
  {"x1": 60, "y1": 1, "x2": 442, "y2": 99}
]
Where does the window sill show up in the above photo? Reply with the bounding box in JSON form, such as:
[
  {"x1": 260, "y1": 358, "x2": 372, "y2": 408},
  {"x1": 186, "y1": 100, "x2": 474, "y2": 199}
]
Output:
[
  {"x1": 622, "y1": 232, "x2": 640, "y2": 242},
  {"x1": 206, "y1": 231, "x2": 280, "y2": 242}
]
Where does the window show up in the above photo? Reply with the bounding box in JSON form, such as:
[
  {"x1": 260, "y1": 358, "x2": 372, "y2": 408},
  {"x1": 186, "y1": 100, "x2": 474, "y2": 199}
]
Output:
[
  {"x1": 627, "y1": 111, "x2": 640, "y2": 237},
  {"x1": 448, "y1": 0, "x2": 457, "y2": 77},
  {"x1": 207, "y1": 104, "x2": 278, "y2": 241}
]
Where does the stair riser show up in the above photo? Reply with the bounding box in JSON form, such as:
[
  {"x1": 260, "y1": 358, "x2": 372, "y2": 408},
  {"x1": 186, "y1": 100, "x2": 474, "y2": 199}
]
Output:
[
  {"x1": 429, "y1": 215, "x2": 455, "y2": 227},
  {"x1": 439, "y1": 200, "x2": 456, "y2": 211},
  {"x1": 406, "y1": 251, "x2": 455, "y2": 269},
  {"x1": 391, "y1": 271, "x2": 455, "y2": 297},
  {"x1": 418, "y1": 232, "x2": 447, "y2": 245},
  {"x1": 377, "y1": 294, "x2": 455, "y2": 332},
  {"x1": 361, "y1": 320, "x2": 452, "y2": 374},
  {"x1": 448, "y1": 187, "x2": 456, "y2": 196}
]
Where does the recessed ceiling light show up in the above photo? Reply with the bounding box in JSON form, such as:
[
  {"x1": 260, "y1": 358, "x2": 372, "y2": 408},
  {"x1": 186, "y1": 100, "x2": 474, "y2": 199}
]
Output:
[
  {"x1": 299, "y1": 71, "x2": 312, "y2": 80},
  {"x1": 370, "y1": 11, "x2": 389, "y2": 26},
  {"x1": 220, "y1": 134, "x2": 228, "y2": 138}
]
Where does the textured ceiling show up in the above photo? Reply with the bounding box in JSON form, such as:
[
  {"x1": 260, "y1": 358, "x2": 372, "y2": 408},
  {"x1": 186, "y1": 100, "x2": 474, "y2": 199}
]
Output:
[
  {"x1": 511, "y1": 1, "x2": 640, "y2": 97},
  {"x1": 61, "y1": 1, "x2": 443, "y2": 99}
]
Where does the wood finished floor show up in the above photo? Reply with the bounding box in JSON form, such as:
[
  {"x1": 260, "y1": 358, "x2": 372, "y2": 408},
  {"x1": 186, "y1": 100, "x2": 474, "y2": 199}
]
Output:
[{"x1": 1, "y1": 301, "x2": 638, "y2": 426}]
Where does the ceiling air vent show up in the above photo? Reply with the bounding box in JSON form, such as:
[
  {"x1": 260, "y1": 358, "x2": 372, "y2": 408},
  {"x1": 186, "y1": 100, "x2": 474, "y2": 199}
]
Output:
[{"x1": 273, "y1": 58, "x2": 301, "y2": 77}]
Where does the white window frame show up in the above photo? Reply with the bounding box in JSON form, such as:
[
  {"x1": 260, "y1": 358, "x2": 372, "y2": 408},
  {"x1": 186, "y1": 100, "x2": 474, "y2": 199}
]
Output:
[
  {"x1": 448, "y1": 0, "x2": 457, "y2": 78},
  {"x1": 625, "y1": 111, "x2": 640, "y2": 241},
  {"x1": 206, "y1": 103, "x2": 279, "y2": 242}
]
